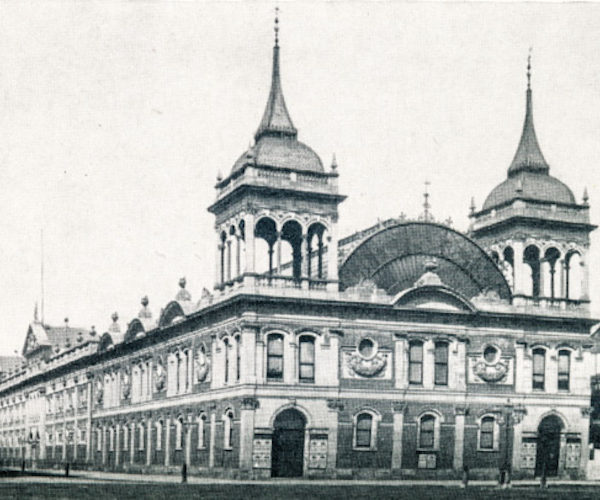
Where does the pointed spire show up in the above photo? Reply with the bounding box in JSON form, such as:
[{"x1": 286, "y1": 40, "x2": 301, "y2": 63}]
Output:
[
  {"x1": 254, "y1": 7, "x2": 297, "y2": 142},
  {"x1": 508, "y1": 49, "x2": 550, "y2": 177}
]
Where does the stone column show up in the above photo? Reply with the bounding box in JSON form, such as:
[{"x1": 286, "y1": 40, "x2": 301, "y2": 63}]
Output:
[
  {"x1": 226, "y1": 239, "x2": 232, "y2": 282},
  {"x1": 236, "y1": 235, "x2": 241, "y2": 278},
  {"x1": 130, "y1": 422, "x2": 135, "y2": 464},
  {"x1": 276, "y1": 231, "x2": 282, "y2": 275},
  {"x1": 101, "y1": 425, "x2": 107, "y2": 465},
  {"x1": 391, "y1": 402, "x2": 406, "y2": 471},
  {"x1": 241, "y1": 326, "x2": 257, "y2": 384},
  {"x1": 244, "y1": 212, "x2": 255, "y2": 275},
  {"x1": 208, "y1": 412, "x2": 216, "y2": 469},
  {"x1": 185, "y1": 419, "x2": 192, "y2": 467},
  {"x1": 512, "y1": 240, "x2": 526, "y2": 296},
  {"x1": 239, "y1": 398, "x2": 258, "y2": 471},
  {"x1": 115, "y1": 422, "x2": 121, "y2": 467},
  {"x1": 580, "y1": 407, "x2": 592, "y2": 474},
  {"x1": 39, "y1": 390, "x2": 47, "y2": 460},
  {"x1": 215, "y1": 244, "x2": 223, "y2": 286},
  {"x1": 453, "y1": 406, "x2": 467, "y2": 471},
  {"x1": 394, "y1": 337, "x2": 408, "y2": 389},
  {"x1": 326, "y1": 399, "x2": 342, "y2": 474},
  {"x1": 164, "y1": 417, "x2": 171, "y2": 467},
  {"x1": 581, "y1": 254, "x2": 590, "y2": 300},
  {"x1": 286, "y1": 339, "x2": 297, "y2": 384},
  {"x1": 300, "y1": 233, "x2": 308, "y2": 278},
  {"x1": 511, "y1": 418, "x2": 523, "y2": 473},
  {"x1": 146, "y1": 416, "x2": 153, "y2": 466},
  {"x1": 423, "y1": 338, "x2": 435, "y2": 390},
  {"x1": 255, "y1": 336, "x2": 265, "y2": 385},
  {"x1": 62, "y1": 419, "x2": 67, "y2": 461},
  {"x1": 560, "y1": 260, "x2": 567, "y2": 299},
  {"x1": 326, "y1": 223, "x2": 338, "y2": 285}
]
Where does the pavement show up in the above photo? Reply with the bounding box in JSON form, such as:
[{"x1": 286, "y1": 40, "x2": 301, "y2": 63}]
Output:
[{"x1": 1, "y1": 466, "x2": 600, "y2": 487}]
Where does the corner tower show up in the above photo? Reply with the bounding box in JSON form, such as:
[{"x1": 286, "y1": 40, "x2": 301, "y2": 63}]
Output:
[
  {"x1": 470, "y1": 55, "x2": 596, "y2": 311},
  {"x1": 208, "y1": 13, "x2": 345, "y2": 292}
]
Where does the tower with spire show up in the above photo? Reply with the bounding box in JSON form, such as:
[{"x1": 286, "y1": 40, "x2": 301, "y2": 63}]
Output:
[
  {"x1": 208, "y1": 9, "x2": 345, "y2": 291},
  {"x1": 470, "y1": 53, "x2": 596, "y2": 310}
]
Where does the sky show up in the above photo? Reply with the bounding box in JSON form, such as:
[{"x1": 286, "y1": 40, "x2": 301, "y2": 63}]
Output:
[{"x1": 1, "y1": 1, "x2": 600, "y2": 356}]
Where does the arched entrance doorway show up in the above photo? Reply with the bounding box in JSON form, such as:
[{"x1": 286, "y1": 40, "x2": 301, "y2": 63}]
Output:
[
  {"x1": 535, "y1": 415, "x2": 563, "y2": 477},
  {"x1": 271, "y1": 408, "x2": 306, "y2": 477}
]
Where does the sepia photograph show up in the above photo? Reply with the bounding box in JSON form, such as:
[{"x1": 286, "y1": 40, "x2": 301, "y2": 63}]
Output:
[{"x1": 1, "y1": 1, "x2": 600, "y2": 498}]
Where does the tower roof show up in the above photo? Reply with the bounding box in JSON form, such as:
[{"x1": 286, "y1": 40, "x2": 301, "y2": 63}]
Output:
[
  {"x1": 254, "y1": 13, "x2": 297, "y2": 142},
  {"x1": 507, "y1": 54, "x2": 549, "y2": 177}
]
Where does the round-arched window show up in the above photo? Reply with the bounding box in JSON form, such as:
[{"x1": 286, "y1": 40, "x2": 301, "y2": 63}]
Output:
[
  {"x1": 358, "y1": 338, "x2": 376, "y2": 359},
  {"x1": 483, "y1": 345, "x2": 499, "y2": 364}
]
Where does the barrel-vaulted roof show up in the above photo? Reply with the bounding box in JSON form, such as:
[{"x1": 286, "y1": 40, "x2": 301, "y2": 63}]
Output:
[{"x1": 339, "y1": 221, "x2": 511, "y2": 301}]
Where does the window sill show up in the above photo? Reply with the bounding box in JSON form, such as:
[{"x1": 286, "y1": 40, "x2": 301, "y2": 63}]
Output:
[
  {"x1": 196, "y1": 446, "x2": 206, "y2": 451},
  {"x1": 353, "y1": 446, "x2": 377, "y2": 452},
  {"x1": 223, "y1": 446, "x2": 233, "y2": 451},
  {"x1": 477, "y1": 448, "x2": 499, "y2": 453},
  {"x1": 417, "y1": 448, "x2": 438, "y2": 452}
]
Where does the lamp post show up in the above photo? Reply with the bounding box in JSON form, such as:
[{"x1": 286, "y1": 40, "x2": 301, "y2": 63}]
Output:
[{"x1": 494, "y1": 400, "x2": 527, "y2": 488}]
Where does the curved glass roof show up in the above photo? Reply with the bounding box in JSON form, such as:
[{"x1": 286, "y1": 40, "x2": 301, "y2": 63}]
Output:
[{"x1": 339, "y1": 221, "x2": 511, "y2": 301}]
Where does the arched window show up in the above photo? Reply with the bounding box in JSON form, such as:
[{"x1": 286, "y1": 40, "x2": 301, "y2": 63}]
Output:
[
  {"x1": 175, "y1": 418, "x2": 183, "y2": 450},
  {"x1": 354, "y1": 412, "x2": 376, "y2": 449},
  {"x1": 298, "y1": 336, "x2": 315, "y2": 383},
  {"x1": 558, "y1": 350, "x2": 571, "y2": 391},
  {"x1": 434, "y1": 342, "x2": 448, "y2": 386},
  {"x1": 532, "y1": 348, "x2": 546, "y2": 390},
  {"x1": 223, "y1": 338, "x2": 230, "y2": 384},
  {"x1": 156, "y1": 420, "x2": 162, "y2": 451},
  {"x1": 197, "y1": 414, "x2": 207, "y2": 449},
  {"x1": 479, "y1": 416, "x2": 496, "y2": 450},
  {"x1": 223, "y1": 410, "x2": 234, "y2": 450},
  {"x1": 235, "y1": 335, "x2": 241, "y2": 382},
  {"x1": 418, "y1": 414, "x2": 436, "y2": 450},
  {"x1": 267, "y1": 334, "x2": 284, "y2": 381},
  {"x1": 409, "y1": 341, "x2": 423, "y2": 385}
]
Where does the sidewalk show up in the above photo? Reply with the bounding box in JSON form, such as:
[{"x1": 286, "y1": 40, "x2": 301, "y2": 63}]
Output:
[{"x1": 2, "y1": 466, "x2": 599, "y2": 487}]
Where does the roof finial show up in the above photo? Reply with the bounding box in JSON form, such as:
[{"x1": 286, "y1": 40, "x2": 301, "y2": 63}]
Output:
[
  {"x1": 33, "y1": 302, "x2": 39, "y2": 322},
  {"x1": 527, "y1": 47, "x2": 532, "y2": 90},
  {"x1": 469, "y1": 196, "x2": 476, "y2": 216},
  {"x1": 274, "y1": 6, "x2": 280, "y2": 48},
  {"x1": 422, "y1": 180, "x2": 433, "y2": 222},
  {"x1": 331, "y1": 153, "x2": 338, "y2": 171},
  {"x1": 583, "y1": 187, "x2": 589, "y2": 206}
]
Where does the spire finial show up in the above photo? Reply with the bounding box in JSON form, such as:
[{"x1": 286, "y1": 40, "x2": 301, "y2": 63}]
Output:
[
  {"x1": 33, "y1": 302, "x2": 39, "y2": 322},
  {"x1": 469, "y1": 196, "x2": 476, "y2": 216},
  {"x1": 422, "y1": 180, "x2": 433, "y2": 222},
  {"x1": 331, "y1": 153, "x2": 338, "y2": 170},
  {"x1": 527, "y1": 47, "x2": 532, "y2": 90},
  {"x1": 274, "y1": 6, "x2": 279, "y2": 48},
  {"x1": 583, "y1": 187, "x2": 589, "y2": 205}
]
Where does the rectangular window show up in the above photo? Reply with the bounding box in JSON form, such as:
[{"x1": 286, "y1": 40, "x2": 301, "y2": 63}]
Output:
[
  {"x1": 267, "y1": 335, "x2": 284, "y2": 380},
  {"x1": 480, "y1": 417, "x2": 494, "y2": 450},
  {"x1": 355, "y1": 413, "x2": 373, "y2": 448},
  {"x1": 558, "y1": 350, "x2": 570, "y2": 391},
  {"x1": 533, "y1": 349, "x2": 545, "y2": 390},
  {"x1": 409, "y1": 342, "x2": 423, "y2": 385},
  {"x1": 299, "y1": 336, "x2": 315, "y2": 383},
  {"x1": 434, "y1": 342, "x2": 448, "y2": 386}
]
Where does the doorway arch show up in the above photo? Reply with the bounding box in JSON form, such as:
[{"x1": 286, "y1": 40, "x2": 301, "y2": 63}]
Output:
[
  {"x1": 271, "y1": 408, "x2": 306, "y2": 477},
  {"x1": 535, "y1": 414, "x2": 564, "y2": 477}
]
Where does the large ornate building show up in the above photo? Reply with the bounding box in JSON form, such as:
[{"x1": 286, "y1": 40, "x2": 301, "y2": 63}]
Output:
[{"x1": 0, "y1": 21, "x2": 598, "y2": 481}]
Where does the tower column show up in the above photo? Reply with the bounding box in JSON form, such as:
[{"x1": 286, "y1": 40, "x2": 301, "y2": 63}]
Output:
[
  {"x1": 216, "y1": 244, "x2": 223, "y2": 286},
  {"x1": 326, "y1": 223, "x2": 338, "y2": 285},
  {"x1": 236, "y1": 234, "x2": 241, "y2": 278},
  {"x1": 512, "y1": 241, "x2": 526, "y2": 296},
  {"x1": 244, "y1": 213, "x2": 255, "y2": 274},
  {"x1": 226, "y1": 239, "x2": 232, "y2": 282},
  {"x1": 300, "y1": 233, "x2": 308, "y2": 278},
  {"x1": 581, "y1": 253, "x2": 590, "y2": 300},
  {"x1": 276, "y1": 231, "x2": 282, "y2": 275}
]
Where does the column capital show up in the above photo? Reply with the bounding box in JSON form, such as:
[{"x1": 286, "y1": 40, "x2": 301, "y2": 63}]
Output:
[
  {"x1": 454, "y1": 405, "x2": 469, "y2": 416},
  {"x1": 581, "y1": 406, "x2": 593, "y2": 417},
  {"x1": 240, "y1": 397, "x2": 260, "y2": 410},
  {"x1": 327, "y1": 399, "x2": 344, "y2": 412},
  {"x1": 392, "y1": 401, "x2": 407, "y2": 414}
]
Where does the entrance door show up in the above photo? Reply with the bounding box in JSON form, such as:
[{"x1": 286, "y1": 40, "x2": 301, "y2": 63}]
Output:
[
  {"x1": 535, "y1": 415, "x2": 563, "y2": 477},
  {"x1": 271, "y1": 409, "x2": 306, "y2": 477}
]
